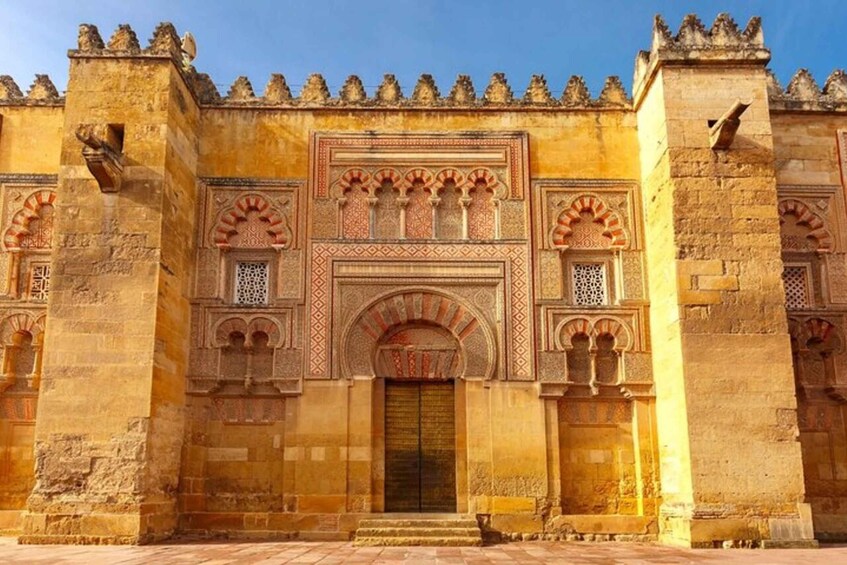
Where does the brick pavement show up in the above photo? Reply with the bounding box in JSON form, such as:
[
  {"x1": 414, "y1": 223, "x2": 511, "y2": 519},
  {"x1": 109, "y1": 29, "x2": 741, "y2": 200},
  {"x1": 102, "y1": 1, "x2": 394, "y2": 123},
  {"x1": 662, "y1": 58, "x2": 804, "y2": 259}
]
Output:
[{"x1": 0, "y1": 537, "x2": 845, "y2": 564}]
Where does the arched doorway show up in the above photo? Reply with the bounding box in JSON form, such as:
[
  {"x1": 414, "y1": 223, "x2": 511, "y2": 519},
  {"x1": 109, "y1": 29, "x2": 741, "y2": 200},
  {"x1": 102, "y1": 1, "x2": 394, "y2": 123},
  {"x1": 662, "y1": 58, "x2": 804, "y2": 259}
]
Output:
[{"x1": 378, "y1": 323, "x2": 458, "y2": 513}]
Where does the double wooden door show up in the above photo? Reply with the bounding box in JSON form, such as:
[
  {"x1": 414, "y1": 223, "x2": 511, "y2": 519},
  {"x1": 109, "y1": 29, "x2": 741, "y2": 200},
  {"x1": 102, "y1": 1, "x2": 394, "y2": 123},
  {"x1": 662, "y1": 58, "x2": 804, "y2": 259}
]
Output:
[{"x1": 384, "y1": 380, "x2": 456, "y2": 512}]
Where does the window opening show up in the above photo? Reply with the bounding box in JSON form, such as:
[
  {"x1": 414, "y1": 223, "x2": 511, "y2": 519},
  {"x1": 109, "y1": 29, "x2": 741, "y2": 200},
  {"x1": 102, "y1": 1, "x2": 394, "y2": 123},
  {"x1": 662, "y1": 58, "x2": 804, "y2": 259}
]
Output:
[
  {"x1": 572, "y1": 263, "x2": 607, "y2": 306},
  {"x1": 29, "y1": 264, "x2": 50, "y2": 302},
  {"x1": 782, "y1": 266, "x2": 809, "y2": 309},
  {"x1": 235, "y1": 261, "x2": 269, "y2": 305}
]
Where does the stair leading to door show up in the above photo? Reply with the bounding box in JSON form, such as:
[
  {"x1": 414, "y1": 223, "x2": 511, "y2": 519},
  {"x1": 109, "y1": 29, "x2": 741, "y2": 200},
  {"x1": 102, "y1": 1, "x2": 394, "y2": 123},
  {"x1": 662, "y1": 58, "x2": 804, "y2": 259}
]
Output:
[{"x1": 353, "y1": 514, "x2": 483, "y2": 546}]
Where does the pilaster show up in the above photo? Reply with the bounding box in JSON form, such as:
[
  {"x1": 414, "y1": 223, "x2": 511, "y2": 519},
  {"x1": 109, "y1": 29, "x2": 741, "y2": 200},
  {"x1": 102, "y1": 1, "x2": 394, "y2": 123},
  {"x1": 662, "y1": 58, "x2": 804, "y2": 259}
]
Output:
[
  {"x1": 635, "y1": 13, "x2": 815, "y2": 548},
  {"x1": 20, "y1": 23, "x2": 199, "y2": 544}
]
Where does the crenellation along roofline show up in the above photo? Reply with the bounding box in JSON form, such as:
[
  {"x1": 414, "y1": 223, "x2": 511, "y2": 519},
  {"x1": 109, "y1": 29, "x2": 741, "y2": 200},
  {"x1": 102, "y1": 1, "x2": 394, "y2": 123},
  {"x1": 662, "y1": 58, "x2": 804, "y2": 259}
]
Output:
[{"x1": 1, "y1": 17, "x2": 845, "y2": 113}]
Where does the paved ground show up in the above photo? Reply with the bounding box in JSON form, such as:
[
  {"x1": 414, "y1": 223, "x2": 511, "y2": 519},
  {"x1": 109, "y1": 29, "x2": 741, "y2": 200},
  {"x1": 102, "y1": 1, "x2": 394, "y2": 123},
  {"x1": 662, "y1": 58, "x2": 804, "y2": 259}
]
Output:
[{"x1": 0, "y1": 538, "x2": 845, "y2": 564}]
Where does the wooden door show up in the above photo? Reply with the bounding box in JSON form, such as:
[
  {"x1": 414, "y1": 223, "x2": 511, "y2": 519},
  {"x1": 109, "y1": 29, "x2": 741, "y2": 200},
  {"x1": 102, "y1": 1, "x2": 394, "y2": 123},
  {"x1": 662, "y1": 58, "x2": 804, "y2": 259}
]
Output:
[{"x1": 384, "y1": 381, "x2": 456, "y2": 512}]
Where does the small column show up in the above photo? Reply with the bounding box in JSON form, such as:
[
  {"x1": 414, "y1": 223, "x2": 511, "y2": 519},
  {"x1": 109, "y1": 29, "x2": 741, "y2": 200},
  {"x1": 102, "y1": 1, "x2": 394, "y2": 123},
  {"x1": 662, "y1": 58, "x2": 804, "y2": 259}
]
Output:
[
  {"x1": 367, "y1": 196, "x2": 378, "y2": 239},
  {"x1": 460, "y1": 196, "x2": 471, "y2": 240},
  {"x1": 397, "y1": 197, "x2": 409, "y2": 239},
  {"x1": 429, "y1": 195, "x2": 441, "y2": 239},
  {"x1": 6, "y1": 251, "x2": 20, "y2": 298}
]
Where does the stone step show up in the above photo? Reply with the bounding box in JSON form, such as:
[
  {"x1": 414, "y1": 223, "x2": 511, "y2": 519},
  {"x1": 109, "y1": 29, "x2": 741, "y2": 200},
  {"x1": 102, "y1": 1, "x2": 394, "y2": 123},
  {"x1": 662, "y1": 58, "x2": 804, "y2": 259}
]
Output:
[
  {"x1": 356, "y1": 527, "x2": 481, "y2": 537},
  {"x1": 357, "y1": 518, "x2": 479, "y2": 529},
  {"x1": 353, "y1": 536, "x2": 483, "y2": 547},
  {"x1": 354, "y1": 515, "x2": 483, "y2": 547}
]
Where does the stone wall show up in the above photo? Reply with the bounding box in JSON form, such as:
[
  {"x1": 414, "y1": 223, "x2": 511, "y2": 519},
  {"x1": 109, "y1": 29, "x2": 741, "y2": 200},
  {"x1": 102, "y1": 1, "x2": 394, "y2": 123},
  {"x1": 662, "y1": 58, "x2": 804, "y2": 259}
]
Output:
[{"x1": 0, "y1": 12, "x2": 844, "y2": 547}]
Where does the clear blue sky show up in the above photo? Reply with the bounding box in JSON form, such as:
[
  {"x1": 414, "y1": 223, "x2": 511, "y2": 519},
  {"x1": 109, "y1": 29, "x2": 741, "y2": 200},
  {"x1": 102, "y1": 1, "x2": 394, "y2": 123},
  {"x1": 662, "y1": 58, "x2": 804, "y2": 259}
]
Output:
[{"x1": 1, "y1": 1, "x2": 845, "y2": 97}]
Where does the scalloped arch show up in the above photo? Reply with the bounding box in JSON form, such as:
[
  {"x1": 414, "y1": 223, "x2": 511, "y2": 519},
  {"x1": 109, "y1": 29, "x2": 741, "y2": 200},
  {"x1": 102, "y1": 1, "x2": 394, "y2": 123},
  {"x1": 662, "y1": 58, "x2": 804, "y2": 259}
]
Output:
[
  {"x1": 551, "y1": 194, "x2": 628, "y2": 249},
  {"x1": 4, "y1": 190, "x2": 56, "y2": 251},
  {"x1": 805, "y1": 317, "x2": 839, "y2": 346},
  {"x1": 466, "y1": 168, "x2": 507, "y2": 199},
  {"x1": 1, "y1": 313, "x2": 44, "y2": 344},
  {"x1": 434, "y1": 168, "x2": 465, "y2": 191},
  {"x1": 592, "y1": 317, "x2": 632, "y2": 351},
  {"x1": 466, "y1": 168, "x2": 498, "y2": 189},
  {"x1": 213, "y1": 315, "x2": 283, "y2": 348},
  {"x1": 339, "y1": 168, "x2": 371, "y2": 191},
  {"x1": 213, "y1": 194, "x2": 288, "y2": 248},
  {"x1": 778, "y1": 199, "x2": 833, "y2": 252},
  {"x1": 341, "y1": 288, "x2": 497, "y2": 380},
  {"x1": 559, "y1": 318, "x2": 592, "y2": 349},
  {"x1": 373, "y1": 168, "x2": 403, "y2": 189},
  {"x1": 403, "y1": 168, "x2": 434, "y2": 189},
  {"x1": 788, "y1": 317, "x2": 843, "y2": 353}
]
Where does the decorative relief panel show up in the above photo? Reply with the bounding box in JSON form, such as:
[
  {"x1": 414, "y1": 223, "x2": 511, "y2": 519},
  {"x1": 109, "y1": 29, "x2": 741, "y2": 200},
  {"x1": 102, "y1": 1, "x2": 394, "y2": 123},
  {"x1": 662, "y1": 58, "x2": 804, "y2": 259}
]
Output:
[
  {"x1": 190, "y1": 178, "x2": 306, "y2": 398},
  {"x1": 778, "y1": 185, "x2": 847, "y2": 306},
  {"x1": 308, "y1": 242, "x2": 531, "y2": 380},
  {"x1": 311, "y1": 132, "x2": 529, "y2": 200},
  {"x1": 621, "y1": 251, "x2": 644, "y2": 301},
  {"x1": 539, "y1": 250, "x2": 563, "y2": 300},
  {"x1": 538, "y1": 306, "x2": 652, "y2": 398},
  {"x1": 533, "y1": 181, "x2": 639, "y2": 252},
  {"x1": 788, "y1": 313, "x2": 847, "y2": 401},
  {"x1": 0, "y1": 178, "x2": 54, "y2": 416},
  {"x1": 532, "y1": 180, "x2": 648, "y2": 399}
]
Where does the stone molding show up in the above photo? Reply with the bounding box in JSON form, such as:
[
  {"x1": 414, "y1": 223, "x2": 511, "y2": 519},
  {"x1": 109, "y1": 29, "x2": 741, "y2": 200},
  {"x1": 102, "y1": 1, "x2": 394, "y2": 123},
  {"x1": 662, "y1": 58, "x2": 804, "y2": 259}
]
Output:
[{"x1": 0, "y1": 174, "x2": 57, "y2": 186}]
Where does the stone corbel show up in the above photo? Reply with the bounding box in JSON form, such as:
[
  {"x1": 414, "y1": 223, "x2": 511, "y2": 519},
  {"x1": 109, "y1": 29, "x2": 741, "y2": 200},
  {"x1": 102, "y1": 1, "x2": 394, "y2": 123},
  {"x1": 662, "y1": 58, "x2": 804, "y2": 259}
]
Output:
[
  {"x1": 825, "y1": 385, "x2": 847, "y2": 403},
  {"x1": 709, "y1": 99, "x2": 751, "y2": 150},
  {"x1": 75, "y1": 123, "x2": 125, "y2": 193},
  {"x1": 620, "y1": 382, "x2": 655, "y2": 399}
]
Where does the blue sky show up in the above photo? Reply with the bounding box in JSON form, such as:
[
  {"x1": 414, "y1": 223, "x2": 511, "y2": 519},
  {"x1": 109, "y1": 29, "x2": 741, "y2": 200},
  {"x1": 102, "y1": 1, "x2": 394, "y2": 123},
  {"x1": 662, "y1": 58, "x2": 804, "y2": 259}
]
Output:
[{"x1": 1, "y1": 1, "x2": 845, "y2": 97}]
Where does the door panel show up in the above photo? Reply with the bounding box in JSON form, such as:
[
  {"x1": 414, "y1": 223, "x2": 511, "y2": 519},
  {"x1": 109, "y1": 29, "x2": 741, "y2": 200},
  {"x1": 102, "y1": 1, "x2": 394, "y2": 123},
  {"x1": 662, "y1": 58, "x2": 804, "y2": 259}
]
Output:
[
  {"x1": 384, "y1": 381, "x2": 456, "y2": 512},
  {"x1": 384, "y1": 383, "x2": 421, "y2": 512},
  {"x1": 420, "y1": 382, "x2": 457, "y2": 512}
]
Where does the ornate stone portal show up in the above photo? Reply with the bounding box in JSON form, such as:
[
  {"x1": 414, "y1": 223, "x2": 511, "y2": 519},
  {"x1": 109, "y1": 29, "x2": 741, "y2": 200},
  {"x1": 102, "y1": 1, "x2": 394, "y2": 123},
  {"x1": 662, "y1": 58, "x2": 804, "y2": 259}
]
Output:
[{"x1": 0, "y1": 11, "x2": 844, "y2": 548}]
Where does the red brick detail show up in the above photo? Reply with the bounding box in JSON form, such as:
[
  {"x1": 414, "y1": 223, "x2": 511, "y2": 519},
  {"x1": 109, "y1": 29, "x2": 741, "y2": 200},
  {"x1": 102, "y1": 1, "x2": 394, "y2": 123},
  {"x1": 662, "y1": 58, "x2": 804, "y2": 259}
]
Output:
[
  {"x1": 213, "y1": 194, "x2": 287, "y2": 248},
  {"x1": 3, "y1": 190, "x2": 56, "y2": 251},
  {"x1": 778, "y1": 199, "x2": 833, "y2": 252},
  {"x1": 551, "y1": 194, "x2": 628, "y2": 249}
]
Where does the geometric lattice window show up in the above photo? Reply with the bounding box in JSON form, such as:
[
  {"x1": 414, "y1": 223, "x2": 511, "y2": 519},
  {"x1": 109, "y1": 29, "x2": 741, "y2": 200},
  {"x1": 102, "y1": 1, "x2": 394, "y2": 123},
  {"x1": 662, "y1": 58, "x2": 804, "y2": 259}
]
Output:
[
  {"x1": 28, "y1": 264, "x2": 50, "y2": 302},
  {"x1": 234, "y1": 261, "x2": 269, "y2": 306},
  {"x1": 782, "y1": 266, "x2": 809, "y2": 310},
  {"x1": 572, "y1": 263, "x2": 608, "y2": 306}
]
